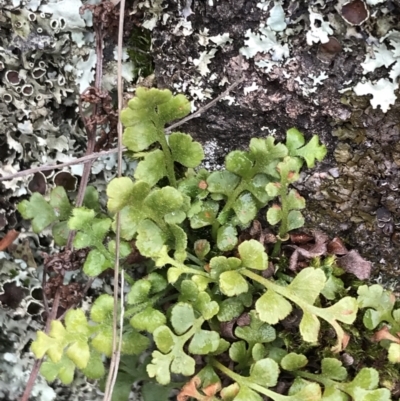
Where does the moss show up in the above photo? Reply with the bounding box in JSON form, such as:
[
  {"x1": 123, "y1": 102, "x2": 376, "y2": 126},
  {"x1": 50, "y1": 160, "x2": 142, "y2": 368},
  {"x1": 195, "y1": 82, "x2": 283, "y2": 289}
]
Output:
[{"x1": 127, "y1": 25, "x2": 154, "y2": 80}]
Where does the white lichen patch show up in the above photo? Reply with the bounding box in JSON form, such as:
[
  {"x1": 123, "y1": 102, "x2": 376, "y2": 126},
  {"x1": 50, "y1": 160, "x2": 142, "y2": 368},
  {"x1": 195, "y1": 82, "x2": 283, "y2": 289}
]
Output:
[
  {"x1": 193, "y1": 48, "x2": 217, "y2": 76},
  {"x1": 353, "y1": 78, "x2": 398, "y2": 113},
  {"x1": 306, "y1": 8, "x2": 333, "y2": 45}
]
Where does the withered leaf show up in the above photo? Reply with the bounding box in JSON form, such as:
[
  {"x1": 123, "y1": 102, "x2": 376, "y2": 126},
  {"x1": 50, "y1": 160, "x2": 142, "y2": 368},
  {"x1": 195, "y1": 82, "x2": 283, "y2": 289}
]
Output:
[{"x1": 336, "y1": 250, "x2": 371, "y2": 280}]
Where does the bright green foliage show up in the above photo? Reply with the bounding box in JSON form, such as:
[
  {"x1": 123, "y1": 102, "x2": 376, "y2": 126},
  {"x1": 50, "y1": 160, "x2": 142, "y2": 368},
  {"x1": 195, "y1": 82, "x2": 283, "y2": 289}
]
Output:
[
  {"x1": 31, "y1": 295, "x2": 149, "y2": 384},
  {"x1": 147, "y1": 303, "x2": 220, "y2": 385},
  {"x1": 18, "y1": 192, "x2": 57, "y2": 232},
  {"x1": 20, "y1": 88, "x2": 396, "y2": 400},
  {"x1": 18, "y1": 186, "x2": 100, "y2": 245},
  {"x1": 246, "y1": 267, "x2": 358, "y2": 351},
  {"x1": 357, "y1": 285, "x2": 400, "y2": 364}
]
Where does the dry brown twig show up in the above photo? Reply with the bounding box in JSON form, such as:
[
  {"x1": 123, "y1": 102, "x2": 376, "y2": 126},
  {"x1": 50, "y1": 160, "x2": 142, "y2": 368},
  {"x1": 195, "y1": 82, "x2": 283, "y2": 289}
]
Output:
[{"x1": 102, "y1": 0, "x2": 125, "y2": 399}]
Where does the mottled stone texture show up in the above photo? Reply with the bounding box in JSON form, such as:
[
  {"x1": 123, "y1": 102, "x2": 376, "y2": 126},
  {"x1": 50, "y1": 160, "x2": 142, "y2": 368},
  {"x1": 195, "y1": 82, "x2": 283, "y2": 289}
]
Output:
[{"x1": 152, "y1": 0, "x2": 400, "y2": 287}]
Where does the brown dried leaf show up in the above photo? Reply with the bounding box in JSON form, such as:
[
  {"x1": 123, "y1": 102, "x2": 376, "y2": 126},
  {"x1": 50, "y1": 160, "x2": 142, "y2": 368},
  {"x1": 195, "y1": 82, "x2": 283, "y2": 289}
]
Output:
[
  {"x1": 327, "y1": 237, "x2": 348, "y2": 255},
  {"x1": 236, "y1": 312, "x2": 251, "y2": 327},
  {"x1": 178, "y1": 376, "x2": 220, "y2": 401},
  {"x1": 290, "y1": 232, "x2": 314, "y2": 244},
  {"x1": 336, "y1": 250, "x2": 372, "y2": 280},
  {"x1": 288, "y1": 231, "x2": 328, "y2": 271},
  {"x1": 372, "y1": 326, "x2": 400, "y2": 344},
  {"x1": 220, "y1": 320, "x2": 236, "y2": 340},
  {"x1": 0, "y1": 229, "x2": 19, "y2": 251}
]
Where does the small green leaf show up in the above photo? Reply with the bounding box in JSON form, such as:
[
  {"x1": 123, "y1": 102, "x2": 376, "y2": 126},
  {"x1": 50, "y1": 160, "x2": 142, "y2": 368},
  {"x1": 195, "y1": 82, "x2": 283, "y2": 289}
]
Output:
[
  {"x1": 217, "y1": 298, "x2": 245, "y2": 322},
  {"x1": 256, "y1": 290, "x2": 292, "y2": 324},
  {"x1": 49, "y1": 186, "x2": 72, "y2": 220},
  {"x1": 136, "y1": 219, "x2": 167, "y2": 257},
  {"x1": 348, "y1": 367, "x2": 379, "y2": 390},
  {"x1": 130, "y1": 307, "x2": 167, "y2": 333},
  {"x1": 167, "y1": 267, "x2": 184, "y2": 284},
  {"x1": 288, "y1": 381, "x2": 322, "y2": 401},
  {"x1": 194, "y1": 239, "x2": 211, "y2": 259},
  {"x1": 233, "y1": 192, "x2": 257, "y2": 224},
  {"x1": 322, "y1": 386, "x2": 348, "y2": 401},
  {"x1": 129, "y1": 87, "x2": 172, "y2": 110},
  {"x1": 65, "y1": 309, "x2": 89, "y2": 334},
  {"x1": 153, "y1": 326, "x2": 175, "y2": 354},
  {"x1": 169, "y1": 132, "x2": 204, "y2": 168},
  {"x1": 121, "y1": 329, "x2": 150, "y2": 355},
  {"x1": 107, "y1": 177, "x2": 133, "y2": 213},
  {"x1": 287, "y1": 210, "x2": 305, "y2": 231},
  {"x1": 217, "y1": 224, "x2": 238, "y2": 251},
  {"x1": 248, "y1": 173, "x2": 271, "y2": 203},
  {"x1": 325, "y1": 297, "x2": 358, "y2": 324},
  {"x1": 238, "y1": 240, "x2": 268, "y2": 270},
  {"x1": 249, "y1": 136, "x2": 288, "y2": 175},
  {"x1": 52, "y1": 221, "x2": 70, "y2": 246},
  {"x1": 109, "y1": 179, "x2": 151, "y2": 213},
  {"x1": 235, "y1": 311, "x2": 276, "y2": 344},
  {"x1": 234, "y1": 385, "x2": 263, "y2": 401},
  {"x1": 190, "y1": 200, "x2": 219, "y2": 228},
  {"x1": 68, "y1": 207, "x2": 95, "y2": 230},
  {"x1": 18, "y1": 193, "x2": 57, "y2": 232},
  {"x1": 123, "y1": 122, "x2": 158, "y2": 152},
  {"x1": 299, "y1": 310, "x2": 320, "y2": 343},
  {"x1": 266, "y1": 205, "x2": 282, "y2": 225},
  {"x1": 83, "y1": 249, "x2": 111, "y2": 277},
  {"x1": 250, "y1": 358, "x2": 280, "y2": 387},
  {"x1": 210, "y1": 256, "x2": 242, "y2": 279},
  {"x1": 288, "y1": 268, "x2": 326, "y2": 304},
  {"x1": 66, "y1": 340, "x2": 90, "y2": 369},
  {"x1": 286, "y1": 128, "x2": 327, "y2": 168},
  {"x1": 286, "y1": 128, "x2": 305, "y2": 152},
  {"x1": 188, "y1": 330, "x2": 220, "y2": 354},
  {"x1": 127, "y1": 280, "x2": 151, "y2": 305},
  {"x1": 229, "y1": 341, "x2": 248, "y2": 365},
  {"x1": 169, "y1": 223, "x2": 187, "y2": 262},
  {"x1": 92, "y1": 328, "x2": 113, "y2": 357},
  {"x1": 90, "y1": 294, "x2": 114, "y2": 323},
  {"x1": 221, "y1": 383, "x2": 240, "y2": 401},
  {"x1": 31, "y1": 331, "x2": 58, "y2": 359},
  {"x1": 276, "y1": 157, "x2": 302, "y2": 184},
  {"x1": 170, "y1": 303, "x2": 195, "y2": 335},
  {"x1": 357, "y1": 285, "x2": 394, "y2": 330},
  {"x1": 144, "y1": 187, "x2": 184, "y2": 216},
  {"x1": 157, "y1": 93, "x2": 191, "y2": 123},
  {"x1": 286, "y1": 189, "x2": 306, "y2": 210},
  {"x1": 321, "y1": 358, "x2": 348, "y2": 381},
  {"x1": 147, "y1": 351, "x2": 172, "y2": 385},
  {"x1": 164, "y1": 210, "x2": 186, "y2": 224},
  {"x1": 83, "y1": 186, "x2": 100, "y2": 211},
  {"x1": 388, "y1": 343, "x2": 400, "y2": 363},
  {"x1": 135, "y1": 150, "x2": 167, "y2": 186},
  {"x1": 195, "y1": 292, "x2": 219, "y2": 320},
  {"x1": 148, "y1": 273, "x2": 168, "y2": 294},
  {"x1": 225, "y1": 150, "x2": 253, "y2": 179},
  {"x1": 220, "y1": 271, "x2": 248, "y2": 297},
  {"x1": 81, "y1": 350, "x2": 105, "y2": 380},
  {"x1": 265, "y1": 182, "x2": 281, "y2": 198},
  {"x1": 40, "y1": 355, "x2": 75, "y2": 385},
  {"x1": 322, "y1": 276, "x2": 345, "y2": 300},
  {"x1": 170, "y1": 351, "x2": 196, "y2": 377},
  {"x1": 207, "y1": 171, "x2": 240, "y2": 195},
  {"x1": 281, "y1": 353, "x2": 308, "y2": 371}
]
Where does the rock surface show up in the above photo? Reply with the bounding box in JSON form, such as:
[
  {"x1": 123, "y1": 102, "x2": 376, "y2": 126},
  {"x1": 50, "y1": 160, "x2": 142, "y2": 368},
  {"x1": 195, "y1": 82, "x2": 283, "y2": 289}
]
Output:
[{"x1": 151, "y1": 0, "x2": 400, "y2": 288}]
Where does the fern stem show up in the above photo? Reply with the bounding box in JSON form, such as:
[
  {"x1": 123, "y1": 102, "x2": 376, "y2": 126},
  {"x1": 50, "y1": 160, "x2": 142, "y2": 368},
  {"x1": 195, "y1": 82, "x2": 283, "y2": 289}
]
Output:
[
  {"x1": 211, "y1": 359, "x2": 288, "y2": 401},
  {"x1": 157, "y1": 126, "x2": 177, "y2": 187}
]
